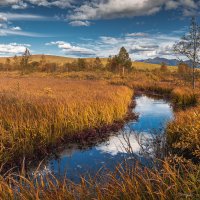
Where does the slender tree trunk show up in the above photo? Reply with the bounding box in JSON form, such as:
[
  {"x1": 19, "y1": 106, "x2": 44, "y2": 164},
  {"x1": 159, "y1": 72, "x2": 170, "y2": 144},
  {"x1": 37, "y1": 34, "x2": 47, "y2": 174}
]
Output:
[{"x1": 192, "y1": 62, "x2": 195, "y2": 89}]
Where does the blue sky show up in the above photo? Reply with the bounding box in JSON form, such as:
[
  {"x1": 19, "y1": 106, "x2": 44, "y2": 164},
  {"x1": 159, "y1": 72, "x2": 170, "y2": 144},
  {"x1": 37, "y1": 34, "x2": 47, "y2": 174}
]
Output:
[{"x1": 0, "y1": 0, "x2": 200, "y2": 60}]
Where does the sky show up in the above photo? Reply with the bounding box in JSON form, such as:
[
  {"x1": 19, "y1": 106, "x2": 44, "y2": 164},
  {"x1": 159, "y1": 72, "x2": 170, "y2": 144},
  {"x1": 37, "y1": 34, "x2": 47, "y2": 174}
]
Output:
[{"x1": 0, "y1": 0, "x2": 200, "y2": 60}]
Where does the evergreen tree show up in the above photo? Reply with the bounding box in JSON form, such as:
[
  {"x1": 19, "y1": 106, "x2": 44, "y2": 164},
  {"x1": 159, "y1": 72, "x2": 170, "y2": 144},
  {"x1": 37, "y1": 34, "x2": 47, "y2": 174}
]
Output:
[
  {"x1": 118, "y1": 47, "x2": 132, "y2": 74},
  {"x1": 106, "y1": 47, "x2": 132, "y2": 74}
]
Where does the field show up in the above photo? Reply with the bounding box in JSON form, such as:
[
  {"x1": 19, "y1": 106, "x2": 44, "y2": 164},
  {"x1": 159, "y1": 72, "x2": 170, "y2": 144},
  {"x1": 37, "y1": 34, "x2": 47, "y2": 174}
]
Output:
[{"x1": 0, "y1": 56, "x2": 199, "y2": 199}]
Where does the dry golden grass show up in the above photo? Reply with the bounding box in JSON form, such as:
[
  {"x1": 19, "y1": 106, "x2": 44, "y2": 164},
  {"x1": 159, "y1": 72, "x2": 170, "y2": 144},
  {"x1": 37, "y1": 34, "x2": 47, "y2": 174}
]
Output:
[
  {"x1": 167, "y1": 106, "x2": 200, "y2": 160},
  {"x1": 133, "y1": 61, "x2": 176, "y2": 71},
  {"x1": 0, "y1": 77, "x2": 133, "y2": 165},
  {"x1": 0, "y1": 159, "x2": 199, "y2": 200},
  {"x1": 0, "y1": 68, "x2": 198, "y2": 199}
]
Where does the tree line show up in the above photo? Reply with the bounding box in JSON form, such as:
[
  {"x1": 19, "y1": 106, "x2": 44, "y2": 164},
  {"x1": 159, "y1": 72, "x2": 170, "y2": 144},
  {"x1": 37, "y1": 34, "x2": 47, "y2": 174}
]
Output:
[
  {"x1": 0, "y1": 47, "x2": 133, "y2": 74},
  {"x1": 0, "y1": 47, "x2": 194, "y2": 78}
]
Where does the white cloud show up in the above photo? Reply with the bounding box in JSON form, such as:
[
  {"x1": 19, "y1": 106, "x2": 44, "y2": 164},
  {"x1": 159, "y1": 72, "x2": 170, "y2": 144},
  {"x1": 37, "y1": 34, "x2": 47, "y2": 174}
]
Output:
[
  {"x1": 11, "y1": 1, "x2": 28, "y2": 9},
  {"x1": 1, "y1": 0, "x2": 199, "y2": 27},
  {"x1": 45, "y1": 31, "x2": 181, "y2": 60},
  {"x1": 0, "y1": 12, "x2": 50, "y2": 21},
  {"x1": 126, "y1": 32, "x2": 149, "y2": 37},
  {"x1": 96, "y1": 34, "x2": 175, "y2": 60},
  {"x1": 0, "y1": 12, "x2": 52, "y2": 37},
  {"x1": 46, "y1": 41, "x2": 96, "y2": 57},
  {"x1": 0, "y1": 29, "x2": 47, "y2": 37},
  {"x1": 68, "y1": 0, "x2": 199, "y2": 25},
  {"x1": 165, "y1": 1, "x2": 179, "y2": 9},
  {"x1": 11, "y1": 26, "x2": 22, "y2": 31},
  {"x1": 69, "y1": 0, "x2": 163, "y2": 21},
  {"x1": 0, "y1": 43, "x2": 31, "y2": 56},
  {"x1": 0, "y1": 21, "x2": 47, "y2": 37},
  {"x1": 0, "y1": 0, "x2": 74, "y2": 8},
  {"x1": 100, "y1": 36, "x2": 123, "y2": 45},
  {"x1": 0, "y1": 15, "x2": 8, "y2": 22},
  {"x1": 69, "y1": 20, "x2": 90, "y2": 26}
]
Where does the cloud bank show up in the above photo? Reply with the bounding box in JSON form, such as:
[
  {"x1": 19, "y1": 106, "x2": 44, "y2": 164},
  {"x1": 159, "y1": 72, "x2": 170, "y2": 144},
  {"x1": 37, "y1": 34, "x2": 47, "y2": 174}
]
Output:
[
  {"x1": 68, "y1": 0, "x2": 200, "y2": 26},
  {"x1": 0, "y1": 0, "x2": 74, "y2": 9},
  {"x1": 0, "y1": 43, "x2": 31, "y2": 56},
  {"x1": 46, "y1": 31, "x2": 180, "y2": 59},
  {"x1": 46, "y1": 41, "x2": 95, "y2": 57},
  {"x1": 0, "y1": 12, "x2": 52, "y2": 37},
  {"x1": 1, "y1": 1, "x2": 199, "y2": 27}
]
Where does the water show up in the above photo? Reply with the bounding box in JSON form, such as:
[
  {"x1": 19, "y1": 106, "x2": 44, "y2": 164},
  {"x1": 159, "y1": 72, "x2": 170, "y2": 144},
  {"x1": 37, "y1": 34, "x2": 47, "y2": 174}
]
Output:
[{"x1": 33, "y1": 95, "x2": 174, "y2": 182}]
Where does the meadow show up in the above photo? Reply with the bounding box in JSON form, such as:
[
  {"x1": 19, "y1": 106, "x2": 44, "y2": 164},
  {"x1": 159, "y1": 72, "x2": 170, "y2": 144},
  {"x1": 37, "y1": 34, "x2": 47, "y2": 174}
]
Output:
[{"x1": 0, "y1": 56, "x2": 199, "y2": 199}]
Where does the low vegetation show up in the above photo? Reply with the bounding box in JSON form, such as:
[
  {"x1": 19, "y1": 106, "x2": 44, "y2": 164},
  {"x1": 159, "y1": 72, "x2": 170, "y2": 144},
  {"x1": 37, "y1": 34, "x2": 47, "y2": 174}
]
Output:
[
  {"x1": 0, "y1": 159, "x2": 199, "y2": 200},
  {"x1": 167, "y1": 107, "x2": 200, "y2": 161},
  {"x1": 0, "y1": 78, "x2": 133, "y2": 166}
]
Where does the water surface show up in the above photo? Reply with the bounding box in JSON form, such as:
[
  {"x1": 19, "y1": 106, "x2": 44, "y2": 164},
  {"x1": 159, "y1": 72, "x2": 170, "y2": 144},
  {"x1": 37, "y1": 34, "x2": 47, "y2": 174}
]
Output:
[{"x1": 33, "y1": 95, "x2": 174, "y2": 182}]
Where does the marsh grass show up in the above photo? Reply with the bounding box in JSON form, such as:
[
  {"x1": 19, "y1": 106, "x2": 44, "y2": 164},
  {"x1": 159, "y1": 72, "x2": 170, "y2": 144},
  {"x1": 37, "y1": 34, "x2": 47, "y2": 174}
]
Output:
[
  {"x1": 0, "y1": 159, "x2": 199, "y2": 200},
  {"x1": 0, "y1": 78, "x2": 133, "y2": 167},
  {"x1": 171, "y1": 88, "x2": 198, "y2": 108},
  {"x1": 167, "y1": 107, "x2": 200, "y2": 161},
  {"x1": 0, "y1": 72, "x2": 198, "y2": 165},
  {"x1": 0, "y1": 70, "x2": 199, "y2": 199}
]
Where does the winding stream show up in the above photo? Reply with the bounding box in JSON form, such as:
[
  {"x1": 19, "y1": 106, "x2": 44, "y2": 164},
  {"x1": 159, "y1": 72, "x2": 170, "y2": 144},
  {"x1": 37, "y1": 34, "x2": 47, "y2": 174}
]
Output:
[{"x1": 32, "y1": 95, "x2": 174, "y2": 183}]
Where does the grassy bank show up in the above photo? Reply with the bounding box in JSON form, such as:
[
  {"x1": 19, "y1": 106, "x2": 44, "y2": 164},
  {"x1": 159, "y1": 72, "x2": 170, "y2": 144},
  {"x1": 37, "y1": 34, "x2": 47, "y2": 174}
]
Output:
[
  {"x1": 0, "y1": 159, "x2": 199, "y2": 200},
  {"x1": 167, "y1": 106, "x2": 200, "y2": 161},
  {"x1": 0, "y1": 77, "x2": 133, "y2": 166}
]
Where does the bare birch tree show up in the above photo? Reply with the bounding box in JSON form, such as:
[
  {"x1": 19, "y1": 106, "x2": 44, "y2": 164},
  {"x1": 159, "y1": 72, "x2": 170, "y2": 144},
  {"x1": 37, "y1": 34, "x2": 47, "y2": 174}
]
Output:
[{"x1": 174, "y1": 17, "x2": 200, "y2": 89}]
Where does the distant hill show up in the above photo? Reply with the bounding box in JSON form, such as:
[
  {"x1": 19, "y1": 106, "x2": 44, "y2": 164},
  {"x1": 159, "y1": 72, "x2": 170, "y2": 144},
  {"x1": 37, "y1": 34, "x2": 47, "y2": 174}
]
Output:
[
  {"x1": 0, "y1": 55, "x2": 77, "y2": 64},
  {"x1": 138, "y1": 57, "x2": 191, "y2": 66},
  {"x1": 0, "y1": 55, "x2": 109, "y2": 65}
]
